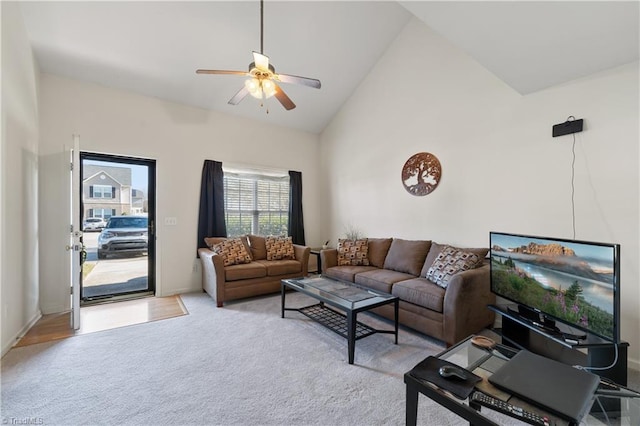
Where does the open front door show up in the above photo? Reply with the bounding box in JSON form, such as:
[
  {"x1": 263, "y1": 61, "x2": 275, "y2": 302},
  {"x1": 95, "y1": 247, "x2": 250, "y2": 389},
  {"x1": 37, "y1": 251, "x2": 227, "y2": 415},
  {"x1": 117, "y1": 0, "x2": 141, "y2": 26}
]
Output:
[{"x1": 69, "y1": 135, "x2": 82, "y2": 329}]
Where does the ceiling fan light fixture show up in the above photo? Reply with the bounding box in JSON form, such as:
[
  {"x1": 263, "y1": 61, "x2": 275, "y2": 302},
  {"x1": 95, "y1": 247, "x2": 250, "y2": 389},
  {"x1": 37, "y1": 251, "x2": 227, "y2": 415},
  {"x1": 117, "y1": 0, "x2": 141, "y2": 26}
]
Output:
[
  {"x1": 196, "y1": 0, "x2": 320, "y2": 110},
  {"x1": 245, "y1": 77, "x2": 276, "y2": 99},
  {"x1": 262, "y1": 79, "x2": 276, "y2": 98},
  {"x1": 245, "y1": 78, "x2": 261, "y2": 98}
]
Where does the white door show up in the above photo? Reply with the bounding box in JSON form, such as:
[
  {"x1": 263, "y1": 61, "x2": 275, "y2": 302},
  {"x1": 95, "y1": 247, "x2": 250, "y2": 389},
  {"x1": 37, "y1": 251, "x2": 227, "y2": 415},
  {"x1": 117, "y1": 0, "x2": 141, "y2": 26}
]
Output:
[{"x1": 69, "y1": 135, "x2": 82, "y2": 329}]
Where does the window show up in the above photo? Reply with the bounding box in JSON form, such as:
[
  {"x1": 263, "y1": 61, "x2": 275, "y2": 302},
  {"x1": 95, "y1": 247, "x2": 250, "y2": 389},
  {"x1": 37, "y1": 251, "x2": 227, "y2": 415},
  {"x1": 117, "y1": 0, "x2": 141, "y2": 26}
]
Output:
[
  {"x1": 90, "y1": 208, "x2": 116, "y2": 219},
  {"x1": 223, "y1": 170, "x2": 289, "y2": 237},
  {"x1": 91, "y1": 184, "x2": 114, "y2": 199}
]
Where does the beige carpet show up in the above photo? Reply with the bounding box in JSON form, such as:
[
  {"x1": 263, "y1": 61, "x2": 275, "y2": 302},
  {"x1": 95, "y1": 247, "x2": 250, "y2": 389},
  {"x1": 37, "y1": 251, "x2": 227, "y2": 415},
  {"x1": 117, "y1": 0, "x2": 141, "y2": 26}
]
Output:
[{"x1": 3, "y1": 292, "x2": 637, "y2": 425}]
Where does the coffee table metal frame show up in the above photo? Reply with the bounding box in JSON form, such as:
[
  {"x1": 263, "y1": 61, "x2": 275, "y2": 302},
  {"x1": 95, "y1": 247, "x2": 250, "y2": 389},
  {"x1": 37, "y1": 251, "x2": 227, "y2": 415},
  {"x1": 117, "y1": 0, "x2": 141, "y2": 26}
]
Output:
[{"x1": 281, "y1": 276, "x2": 399, "y2": 364}]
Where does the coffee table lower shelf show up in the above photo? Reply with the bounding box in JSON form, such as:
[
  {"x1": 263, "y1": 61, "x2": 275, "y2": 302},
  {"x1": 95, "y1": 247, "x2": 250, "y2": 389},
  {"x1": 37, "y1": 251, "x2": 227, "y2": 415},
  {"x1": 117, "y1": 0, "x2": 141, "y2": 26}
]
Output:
[
  {"x1": 298, "y1": 303, "x2": 377, "y2": 340},
  {"x1": 281, "y1": 276, "x2": 399, "y2": 364}
]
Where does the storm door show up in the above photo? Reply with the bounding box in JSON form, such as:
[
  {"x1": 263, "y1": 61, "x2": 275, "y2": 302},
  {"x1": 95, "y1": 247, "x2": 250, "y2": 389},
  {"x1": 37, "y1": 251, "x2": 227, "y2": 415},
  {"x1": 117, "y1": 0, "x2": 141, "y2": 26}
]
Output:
[{"x1": 79, "y1": 152, "x2": 156, "y2": 303}]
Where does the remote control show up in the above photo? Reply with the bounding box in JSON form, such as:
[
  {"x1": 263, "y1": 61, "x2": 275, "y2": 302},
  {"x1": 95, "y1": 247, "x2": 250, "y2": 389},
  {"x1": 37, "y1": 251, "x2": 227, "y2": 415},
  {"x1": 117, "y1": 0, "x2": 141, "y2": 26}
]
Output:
[{"x1": 471, "y1": 392, "x2": 550, "y2": 426}]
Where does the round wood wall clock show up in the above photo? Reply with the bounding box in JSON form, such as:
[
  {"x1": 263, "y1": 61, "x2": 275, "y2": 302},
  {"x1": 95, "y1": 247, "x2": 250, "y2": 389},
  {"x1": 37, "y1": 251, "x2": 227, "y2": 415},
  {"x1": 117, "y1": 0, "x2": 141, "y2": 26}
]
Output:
[{"x1": 401, "y1": 152, "x2": 442, "y2": 196}]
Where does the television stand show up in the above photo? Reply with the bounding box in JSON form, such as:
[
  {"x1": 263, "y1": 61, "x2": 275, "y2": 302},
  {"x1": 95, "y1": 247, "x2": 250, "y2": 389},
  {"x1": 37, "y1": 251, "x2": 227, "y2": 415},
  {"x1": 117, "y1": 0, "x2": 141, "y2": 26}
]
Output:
[
  {"x1": 489, "y1": 304, "x2": 628, "y2": 386},
  {"x1": 506, "y1": 304, "x2": 588, "y2": 340}
]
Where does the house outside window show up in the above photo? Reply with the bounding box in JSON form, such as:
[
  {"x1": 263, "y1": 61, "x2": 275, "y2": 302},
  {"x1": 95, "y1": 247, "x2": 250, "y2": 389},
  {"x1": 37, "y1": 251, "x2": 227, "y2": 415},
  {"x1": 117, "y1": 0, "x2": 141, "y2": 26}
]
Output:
[
  {"x1": 223, "y1": 170, "x2": 289, "y2": 237},
  {"x1": 91, "y1": 184, "x2": 114, "y2": 199},
  {"x1": 82, "y1": 165, "x2": 132, "y2": 220},
  {"x1": 87, "y1": 208, "x2": 116, "y2": 219}
]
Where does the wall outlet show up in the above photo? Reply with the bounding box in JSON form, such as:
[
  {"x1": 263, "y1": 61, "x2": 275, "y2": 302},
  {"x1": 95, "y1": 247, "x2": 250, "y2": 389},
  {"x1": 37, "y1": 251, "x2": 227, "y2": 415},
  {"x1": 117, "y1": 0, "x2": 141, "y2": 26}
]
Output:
[{"x1": 165, "y1": 217, "x2": 177, "y2": 226}]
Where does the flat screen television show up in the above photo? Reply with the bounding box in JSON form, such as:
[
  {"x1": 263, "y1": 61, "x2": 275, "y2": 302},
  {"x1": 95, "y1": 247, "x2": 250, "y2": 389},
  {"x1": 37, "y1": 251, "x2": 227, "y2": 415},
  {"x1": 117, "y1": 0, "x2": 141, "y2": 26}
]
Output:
[{"x1": 490, "y1": 232, "x2": 620, "y2": 343}]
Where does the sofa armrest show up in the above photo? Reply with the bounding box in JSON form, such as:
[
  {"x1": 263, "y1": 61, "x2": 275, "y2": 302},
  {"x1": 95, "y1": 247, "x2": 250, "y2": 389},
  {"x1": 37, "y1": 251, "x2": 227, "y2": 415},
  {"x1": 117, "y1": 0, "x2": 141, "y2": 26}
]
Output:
[
  {"x1": 198, "y1": 248, "x2": 226, "y2": 307},
  {"x1": 293, "y1": 244, "x2": 311, "y2": 276},
  {"x1": 320, "y1": 249, "x2": 337, "y2": 274},
  {"x1": 442, "y1": 263, "x2": 496, "y2": 345}
]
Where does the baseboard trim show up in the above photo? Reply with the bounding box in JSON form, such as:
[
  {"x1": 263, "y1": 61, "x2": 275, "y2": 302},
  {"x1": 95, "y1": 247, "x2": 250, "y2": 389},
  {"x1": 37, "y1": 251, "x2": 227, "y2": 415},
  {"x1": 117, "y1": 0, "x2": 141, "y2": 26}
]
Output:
[
  {"x1": 628, "y1": 357, "x2": 639, "y2": 372},
  {"x1": 161, "y1": 287, "x2": 199, "y2": 297},
  {"x1": 1, "y1": 310, "x2": 42, "y2": 357},
  {"x1": 41, "y1": 303, "x2": 67, "y2": 315}
]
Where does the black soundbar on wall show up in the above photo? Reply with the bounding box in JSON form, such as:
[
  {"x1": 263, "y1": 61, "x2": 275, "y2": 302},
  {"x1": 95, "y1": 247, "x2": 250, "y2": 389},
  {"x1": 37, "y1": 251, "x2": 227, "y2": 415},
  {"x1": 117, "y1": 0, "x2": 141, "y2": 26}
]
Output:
[{"x1": 553, "y1": 118, "x2": 583, "y2": 137}]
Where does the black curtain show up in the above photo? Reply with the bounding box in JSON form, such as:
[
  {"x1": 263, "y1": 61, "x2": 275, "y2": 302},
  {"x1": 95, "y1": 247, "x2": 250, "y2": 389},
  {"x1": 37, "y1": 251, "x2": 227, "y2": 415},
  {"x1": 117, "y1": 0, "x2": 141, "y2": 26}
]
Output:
[
  {"x1": 288, "y1": 170, "x2": 305, "y2": 245},
  {"x1": 197, "y1": 160, "x2": 226, "y2": 250}
]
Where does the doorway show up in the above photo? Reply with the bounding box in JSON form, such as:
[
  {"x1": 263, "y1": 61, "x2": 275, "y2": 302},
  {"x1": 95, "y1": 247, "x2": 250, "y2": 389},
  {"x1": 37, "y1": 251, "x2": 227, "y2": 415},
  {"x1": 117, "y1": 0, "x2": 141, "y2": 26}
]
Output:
[{"x1": 79, "y1": 152, "x2": 156, "y2": 303}]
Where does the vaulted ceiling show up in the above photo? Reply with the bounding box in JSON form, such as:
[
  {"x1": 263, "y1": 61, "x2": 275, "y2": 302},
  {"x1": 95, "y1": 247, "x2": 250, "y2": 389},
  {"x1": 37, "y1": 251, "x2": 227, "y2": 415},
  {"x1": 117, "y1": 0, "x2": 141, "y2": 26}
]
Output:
[{"x1": 20, "y1": 1, "x2": 639, "y2": 134}]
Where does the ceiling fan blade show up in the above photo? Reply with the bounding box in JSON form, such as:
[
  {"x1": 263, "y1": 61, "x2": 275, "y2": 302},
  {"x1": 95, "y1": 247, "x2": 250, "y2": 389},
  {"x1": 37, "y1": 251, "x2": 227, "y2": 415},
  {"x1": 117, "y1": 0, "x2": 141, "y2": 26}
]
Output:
[
  {"x1": 252, "y1": 51, "x2": 270, "y2": 71},
  {"x1": 228, "y1": 86, "x2": 250, "y2": 105},
  {"x1": 275, "y1": 73, "x2": 321, "y2": 89},
  {"x1": 274, "y1": 84, "x2": 296, "y2": 110},
  {"x1": 196, "y1": 69, "x2": 248, "y2": 76}
]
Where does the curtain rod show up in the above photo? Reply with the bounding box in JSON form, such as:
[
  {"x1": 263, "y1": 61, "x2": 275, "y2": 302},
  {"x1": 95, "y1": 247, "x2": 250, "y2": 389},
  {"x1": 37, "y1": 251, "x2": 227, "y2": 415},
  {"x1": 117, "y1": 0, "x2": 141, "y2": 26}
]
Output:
[{"x1": 222, "y1": 162, "x2": 288, "y2": 177}]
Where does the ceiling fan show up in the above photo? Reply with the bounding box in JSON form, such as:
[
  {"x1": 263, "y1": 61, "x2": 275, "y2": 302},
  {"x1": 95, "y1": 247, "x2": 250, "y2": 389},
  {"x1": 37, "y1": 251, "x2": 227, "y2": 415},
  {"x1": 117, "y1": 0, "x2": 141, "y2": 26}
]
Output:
[{"x1": 196, "y1": 0, "x2": 321, "y2": 111}]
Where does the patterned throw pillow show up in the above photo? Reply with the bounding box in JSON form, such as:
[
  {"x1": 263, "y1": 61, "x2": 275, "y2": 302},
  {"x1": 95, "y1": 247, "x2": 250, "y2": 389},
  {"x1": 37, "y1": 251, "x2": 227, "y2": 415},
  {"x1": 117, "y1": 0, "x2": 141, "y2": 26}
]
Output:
[
  {"x1": 212, "y1": 238, "x2": 252, "y2": 267},
  {"x1": 426, "y1": 245, "x2": 481, "y2": 288},
  {"x1": 265, "y1": 236, "x2": 295, "y2": 261},
  {"x1": 337, "y1": 239, "x2": 370, "y2": 266}
]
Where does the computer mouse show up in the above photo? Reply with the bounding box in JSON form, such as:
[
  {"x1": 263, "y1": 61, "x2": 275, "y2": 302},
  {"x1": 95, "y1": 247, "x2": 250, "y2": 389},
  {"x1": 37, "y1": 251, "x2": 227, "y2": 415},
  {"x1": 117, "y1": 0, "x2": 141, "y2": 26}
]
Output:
[{"x1": 438, "y1": 365, "x2": 467, "y2": 380}]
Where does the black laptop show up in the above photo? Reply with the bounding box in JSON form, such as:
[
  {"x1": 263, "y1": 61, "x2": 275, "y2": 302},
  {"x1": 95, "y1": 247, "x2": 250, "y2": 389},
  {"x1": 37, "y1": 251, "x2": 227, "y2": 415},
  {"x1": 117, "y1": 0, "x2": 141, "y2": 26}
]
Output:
[{"x1": 488, "y1": 350, "x2": 600, "y2": 423}]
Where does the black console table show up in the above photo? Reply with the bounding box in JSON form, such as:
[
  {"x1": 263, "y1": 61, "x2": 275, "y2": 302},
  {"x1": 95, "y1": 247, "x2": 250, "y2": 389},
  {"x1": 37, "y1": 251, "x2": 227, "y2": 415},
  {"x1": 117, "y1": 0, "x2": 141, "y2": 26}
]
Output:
[{"x1": 488, "y1": 304, "x2": 628, "y2": 386}]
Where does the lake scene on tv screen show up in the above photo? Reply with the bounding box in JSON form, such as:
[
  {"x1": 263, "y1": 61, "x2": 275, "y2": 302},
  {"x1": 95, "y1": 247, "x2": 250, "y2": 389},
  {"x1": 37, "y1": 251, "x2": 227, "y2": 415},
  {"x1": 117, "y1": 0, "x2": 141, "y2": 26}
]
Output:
[{"x1": 491, "y1": 234, "x2": 615, "y2": 339}]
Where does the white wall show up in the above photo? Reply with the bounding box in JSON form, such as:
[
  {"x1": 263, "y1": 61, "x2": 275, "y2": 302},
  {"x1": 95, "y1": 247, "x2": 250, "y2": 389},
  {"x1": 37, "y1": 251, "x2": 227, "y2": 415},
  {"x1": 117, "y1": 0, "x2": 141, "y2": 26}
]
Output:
[
  {"x1": 1, "y1": 2, "x2": 41, "y2": 355},
  {"x1": 320, "y1": 18, "x2": 640, "y2": 368},
  {"x1": 38, "y1": 74, "x2": 321, "y2": 313}
]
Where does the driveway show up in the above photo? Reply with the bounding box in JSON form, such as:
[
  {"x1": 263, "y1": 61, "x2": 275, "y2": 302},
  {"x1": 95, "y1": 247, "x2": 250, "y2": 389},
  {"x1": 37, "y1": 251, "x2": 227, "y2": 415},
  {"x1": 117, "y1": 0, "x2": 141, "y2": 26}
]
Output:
[{"x1": 82, "y1": 231, "x2": 147, "y2": 288}]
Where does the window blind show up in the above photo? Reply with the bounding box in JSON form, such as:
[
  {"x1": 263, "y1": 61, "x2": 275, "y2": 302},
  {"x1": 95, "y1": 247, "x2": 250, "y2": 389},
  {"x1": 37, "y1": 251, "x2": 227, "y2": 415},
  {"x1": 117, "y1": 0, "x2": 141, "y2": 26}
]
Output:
[{"x1": 223, "y1": 171, "x2": 289, "y2": 237}]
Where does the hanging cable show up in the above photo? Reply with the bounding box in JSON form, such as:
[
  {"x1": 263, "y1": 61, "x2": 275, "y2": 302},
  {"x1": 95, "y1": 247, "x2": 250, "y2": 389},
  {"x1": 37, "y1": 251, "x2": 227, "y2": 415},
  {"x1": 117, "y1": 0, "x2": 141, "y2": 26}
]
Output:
[
  {"x1": 565, "y1": 115, "x2": 577, "y2": 240},
  {"x1": 573, "y1": 343, "x2": 618, "y2": 372},
  {"x1": 571, "y1": 131, "x2": 576, "y2": 239},
  {"x1": 588, "y1": 343, "x2": 619, "y2": 372}
]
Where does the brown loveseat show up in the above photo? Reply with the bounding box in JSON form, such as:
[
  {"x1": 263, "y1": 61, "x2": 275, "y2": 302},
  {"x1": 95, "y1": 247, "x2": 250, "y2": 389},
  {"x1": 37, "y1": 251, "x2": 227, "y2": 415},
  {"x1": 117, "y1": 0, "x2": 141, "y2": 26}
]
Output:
[
  {"x1": 199, "y1": 235, "x2": 310, "y2": 307},
  {"x1": 320, "y1": 238, "x2": 495, "y2": 346}
]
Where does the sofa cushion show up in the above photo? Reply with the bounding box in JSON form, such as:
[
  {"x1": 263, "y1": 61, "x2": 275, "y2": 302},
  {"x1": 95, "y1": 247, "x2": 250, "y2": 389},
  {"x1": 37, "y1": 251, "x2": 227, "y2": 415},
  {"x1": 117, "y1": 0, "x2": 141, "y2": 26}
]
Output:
[
  {"x1": 206, "y1": 236, "x2": 253, "y2": 260},
  {"x1": 325, "y1": 265, "x2": 377, "y2": 282},
  {"x1": 225, "y1": 262, "x2": 267, "y2": 281},
  {"x1": 355, "y1": 269, "x2": 416, "y2": 294},
  {"x1": 368, "y1": 238, "x2": 393, "y2": 268},
  {"x1": 212, "y1": 238, "x2": 252, "y2": 266},
  {"x1": 265, "y1": 236, "x2": 295, "y2": 260},
  {"x1": 204, "y1": 237, "x2": 226, "y2": 248},
  {"x1": 337, "y1": 239, "x2": 369, "y2": 266},
  {"x1": 256, "y1": 259, "x2": 302, "y2": 276},
  {"x1": 383, "y1": 239, "x2": 432, "y2": 276},
  {"x1": 426, "y1": 246, "x2": 482, "y2": 288},
  {"x1": 248, "y1": 234, "x2": 267, "y2": 260},
  {"x1": 392, "y1": 278, "x2": 446, "y2": 313},
  {"x1": 421, "y1": 242, "x2": 489, "y2": 277}
]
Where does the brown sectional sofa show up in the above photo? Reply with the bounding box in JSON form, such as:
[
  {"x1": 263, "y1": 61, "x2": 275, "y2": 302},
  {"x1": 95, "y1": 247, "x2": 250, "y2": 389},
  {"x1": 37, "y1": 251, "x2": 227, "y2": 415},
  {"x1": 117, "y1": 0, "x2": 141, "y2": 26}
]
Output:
[
  {"x1": 198, "y1": 235, "x2": 310, "y2": 307},
  {"x1": 320, "y1": 238, "x2": 495, "y2": 346}
]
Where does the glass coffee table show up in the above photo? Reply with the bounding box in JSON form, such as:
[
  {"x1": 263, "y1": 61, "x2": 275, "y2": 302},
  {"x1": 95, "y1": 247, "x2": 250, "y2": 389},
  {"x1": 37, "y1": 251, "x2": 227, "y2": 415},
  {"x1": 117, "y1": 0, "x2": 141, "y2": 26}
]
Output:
[
  {"x1": 405, "y1": 335, "x2": 640, "y2": 425},
  {"x1": 281, "y1": 275, "x2": 399, "y2": 364}
]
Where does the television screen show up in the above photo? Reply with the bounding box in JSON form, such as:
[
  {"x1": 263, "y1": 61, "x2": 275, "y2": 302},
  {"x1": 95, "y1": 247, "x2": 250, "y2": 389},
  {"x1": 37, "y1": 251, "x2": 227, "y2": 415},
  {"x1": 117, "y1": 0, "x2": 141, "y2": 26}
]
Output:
[{"x1": 490, "y1": 232, "x2": 620, "y2": 342}]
